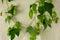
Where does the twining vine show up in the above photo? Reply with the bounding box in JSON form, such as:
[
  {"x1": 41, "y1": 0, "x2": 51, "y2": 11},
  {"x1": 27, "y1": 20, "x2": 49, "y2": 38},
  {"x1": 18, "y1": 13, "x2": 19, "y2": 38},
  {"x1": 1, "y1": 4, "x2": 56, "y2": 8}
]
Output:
[{"x1": 0, "y1": 0, "x2": 59, "y2": 40}]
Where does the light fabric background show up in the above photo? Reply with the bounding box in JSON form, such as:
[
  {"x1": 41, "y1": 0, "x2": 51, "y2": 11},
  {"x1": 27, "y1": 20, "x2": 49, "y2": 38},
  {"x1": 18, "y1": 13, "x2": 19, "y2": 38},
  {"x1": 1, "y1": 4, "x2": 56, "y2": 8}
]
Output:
[{"x1": 0, "y1": 0, "x2": 60, "y2": 40}]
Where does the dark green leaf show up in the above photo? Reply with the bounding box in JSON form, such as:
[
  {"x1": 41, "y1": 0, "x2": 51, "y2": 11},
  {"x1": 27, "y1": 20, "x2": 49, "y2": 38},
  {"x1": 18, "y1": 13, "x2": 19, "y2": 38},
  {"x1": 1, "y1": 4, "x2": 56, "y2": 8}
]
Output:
[
  {"x1": 10, "y1": 34, "x2": 15, "y2": 40},
  {"x1": 44, "y1": 2, "x2": 54, "y2": 16},
  {"x1": 15, "y1": 29, "x2": 20, "y2": 36},
  {"x1": 43, "y1": 19, "x2": 47, "y2": 30},
  {"x1": 8, "y1": 22, "x2": 20, "y2": 40},
  {"x1": 13, "y1": 22, "x2": 20, "y2": 36},
  {"x1": 8, "y1": 27, "x2": 15, "y2": 40},
  {"x1": 38, "y1": 6, "x2": 45, "y2": 15}
]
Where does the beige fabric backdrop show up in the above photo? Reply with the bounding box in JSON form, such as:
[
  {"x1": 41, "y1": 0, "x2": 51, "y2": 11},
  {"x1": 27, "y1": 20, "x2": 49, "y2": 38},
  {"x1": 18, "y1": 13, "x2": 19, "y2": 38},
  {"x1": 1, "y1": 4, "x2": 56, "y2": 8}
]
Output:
[{"x1": 0, "y1": 0, "x2": 60, "y2": 40}]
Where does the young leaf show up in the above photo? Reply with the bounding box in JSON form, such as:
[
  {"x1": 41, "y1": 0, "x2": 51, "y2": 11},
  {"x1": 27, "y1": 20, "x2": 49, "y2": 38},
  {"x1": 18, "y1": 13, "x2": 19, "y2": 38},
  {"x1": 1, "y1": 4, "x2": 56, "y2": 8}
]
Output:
[
  {"x1": 7, "y1": 4, "x2": 17, "y2": 15},
  {"x1": 30, "y1": 3, "x2": 37, "y2": 14},
  {"x1": 52, "y1": 11, "x2": 59, "y2": 23},
  {"x1": 5, "y1": 16, "x2": 12, "y2": 24},
  {"x1": 39, "y1": 0, "x2": 45, "y2": 6},
  {"x1": 29, "y1": 9, "x2": 33, "y2": 19}
]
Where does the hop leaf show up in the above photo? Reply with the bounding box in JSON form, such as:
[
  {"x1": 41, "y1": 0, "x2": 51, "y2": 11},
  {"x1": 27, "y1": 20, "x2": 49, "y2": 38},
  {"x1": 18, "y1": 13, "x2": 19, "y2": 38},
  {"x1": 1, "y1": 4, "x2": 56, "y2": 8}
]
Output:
[
  {"x1": 5, "y1": 16, "x2": 12, "y2": 24},
  {"x1": 7, "y1": 4, "x2": 17, "y2": 15},
  {"x1": 27, "y1": 26, "x2": 40, "y2": 40},
  {"x1": 8, "y1": 22, "x2": 21, "y2": 40},
  {"x1": 30, "y1": 3, "x2": 37, "y2": 14},
  {"x1": 38, "y1": 6, "x2": 45, "y2": 15},
  {"x1": 29, "y1": 9, "x2": 33, "y2": 19},
  {"x1": 47, "y1": 18, "x2": 52, "y2": 27},
  {"x1": 52, "y1": 11, "x2": 59, "y2": 23},
  {"x1": 37, "y1": 15, "x2": 46, "y2": 22},
  {"x1": 44, "y1": 2, "x2": 54, "y2": 16}
]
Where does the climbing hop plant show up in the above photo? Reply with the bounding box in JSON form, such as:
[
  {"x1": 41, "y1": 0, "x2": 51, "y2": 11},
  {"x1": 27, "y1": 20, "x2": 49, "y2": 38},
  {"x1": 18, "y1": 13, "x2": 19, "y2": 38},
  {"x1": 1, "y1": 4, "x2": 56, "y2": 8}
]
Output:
[
  {"x1": 0, "y1": 0, "x2": 59, "y2": 40},
  {"x1": 2, "y1": 0, "x2": 21, "y2": 40},
  {"x1": 28, "y1": 0, "x2": 59, "y2": 40}
]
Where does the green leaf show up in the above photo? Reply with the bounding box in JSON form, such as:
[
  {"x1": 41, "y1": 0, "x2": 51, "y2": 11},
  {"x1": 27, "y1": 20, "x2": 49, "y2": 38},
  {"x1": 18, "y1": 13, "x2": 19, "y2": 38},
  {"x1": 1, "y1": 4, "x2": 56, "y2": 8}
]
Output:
[
  {"x1": 0, "y1": 12, "x2": 2, "y2": 16},
  {"x1": 27, "y1": 26, "x2": 40, "y2": 40},
  {"x1": 52, "y1": 11, "x2": 59, "y2": 23},
  {"x1": 47, "y1": 18, "x2": 52, "y2": 27},
  {"x1": 27, "y1": 26, "x2": 38, "y2": 40},
  {"x1": 7, "y1": 4, "x2": 17, "y2": 15},
  {"x1": 30, "y1": 3, "x2": 37, "y2": 14},
  {"x1": 13, "y1": 22, "x2": 20, "y2": 36},
  {"x1": 52, "y1": 11, "x2": 56, "y2": 17},
  {"x1": 30, "y1": 35, "x2": 36, "y2": 40},
  {"x1": 8, "y1": 22, "x2": 20, "y2": 40},
  {"x1": 8, "y1": 27, "x2": 12, "y2": 35},
  {"x1": 5, "y1": 16, "x2": 12, "y2": 24},
  {"x1": 8, "y1": 27, "x2": 15, "y2": 40},
  {"x1": 37, "y1": 15, "x2": 46, "y2": 22},
  {"x1": 26, "y1": 26, "x2": 37, "y2": 35},
  {"x1": 44, "y1": 2, "x2": 54, "y2": 16},
  {"x1": 39, "y1": 0, "x2": 45, "y2": 6},
  {"x1": 37, "y1": 15, "x2": 49, "y2": 30},
  {"x1": 43, "y1": 19, "x2": 48, "y2": 30},
  {"x1": 29, "y1": 9, "x2": 33, "y2": 19},
  {"x1": 11, "y1": 34, "x2": 15, "y2": 40},
  {"x1": 8, "y1": 0, "x2": 13, "y2": 2},
  {"x1": 14, "y1": 22, "x2": 20, "y2": 28},
  {"x1": 38, "y1": 6, "x2": 45, "y2": 15}
]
